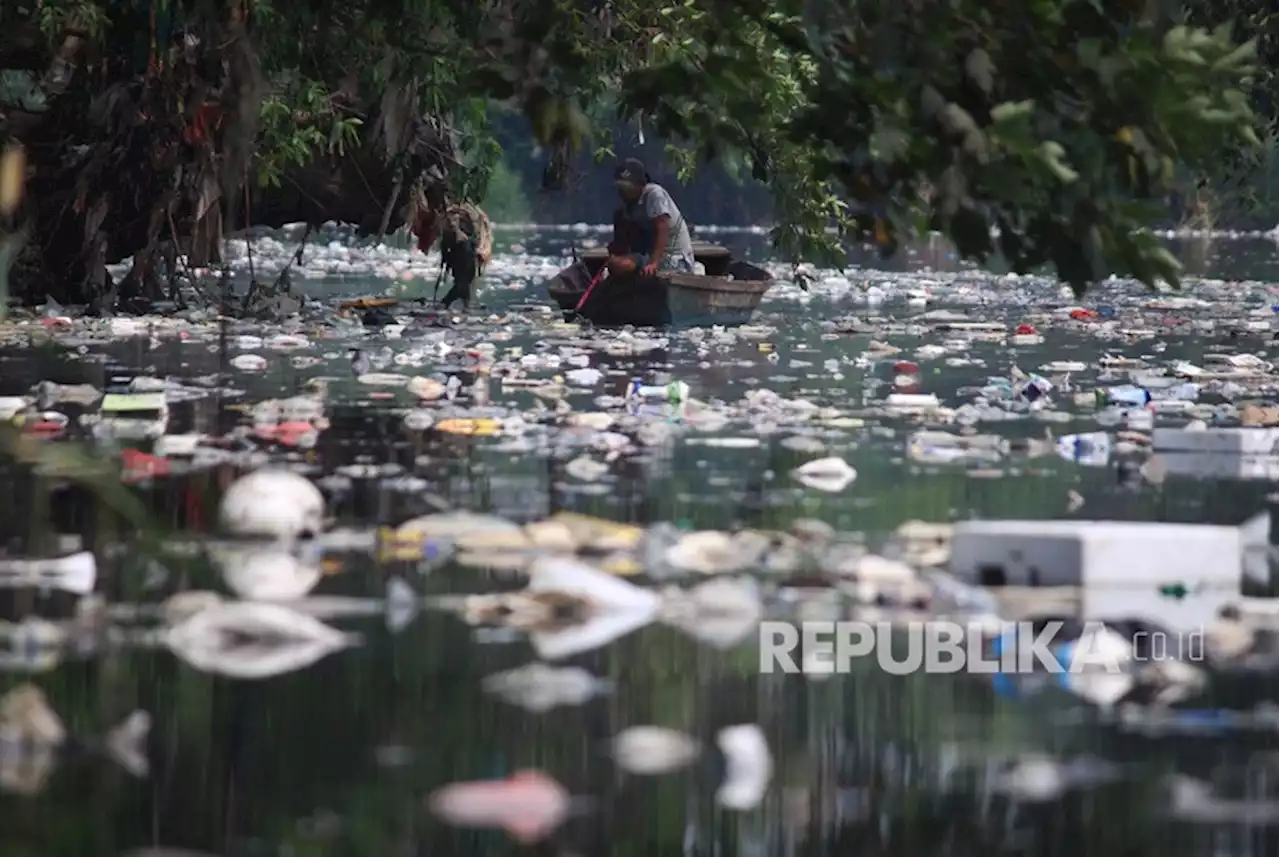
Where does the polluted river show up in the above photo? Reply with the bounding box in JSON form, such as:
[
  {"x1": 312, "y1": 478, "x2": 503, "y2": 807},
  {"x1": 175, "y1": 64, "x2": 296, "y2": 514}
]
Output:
[{"x1": 0, "y1": 225, "x2": 1276, "y2": 856}]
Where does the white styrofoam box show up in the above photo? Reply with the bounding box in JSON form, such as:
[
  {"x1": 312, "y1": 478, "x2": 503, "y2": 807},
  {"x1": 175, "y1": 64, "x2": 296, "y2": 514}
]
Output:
[
  {"x1": 1161, "y1": 452, "x2": 1279, "y2": 482},
  {"x1": 948, "y1": 519, "x2": 1247, "y2": 634},
  {"x1": 1152, "y1": 427, "x2": 1279, "y2": 457}
]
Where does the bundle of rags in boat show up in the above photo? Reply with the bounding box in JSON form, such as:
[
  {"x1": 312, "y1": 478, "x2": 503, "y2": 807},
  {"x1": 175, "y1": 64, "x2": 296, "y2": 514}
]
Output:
[{"x1": 406, "y1": 182, "x2": 493, "y2": 308}]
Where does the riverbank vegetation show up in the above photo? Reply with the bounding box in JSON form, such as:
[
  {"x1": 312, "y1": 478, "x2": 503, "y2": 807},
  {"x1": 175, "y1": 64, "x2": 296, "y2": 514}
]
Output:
[{"x1": 0, "y1": 0, "x2": 1274, "y2": 306}]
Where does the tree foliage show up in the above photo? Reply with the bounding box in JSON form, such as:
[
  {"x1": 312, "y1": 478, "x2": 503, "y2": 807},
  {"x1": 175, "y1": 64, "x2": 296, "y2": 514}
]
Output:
[
  {"x1": 603, "y1": 0, "x2": 1266, "y2": 291},
  {"x1": 1184, "y1": 0, "x2": 1276, "y2": 134},
  {"x1": 1179, "y1": 0, "x2": 1278, "y2": 223},
  {"x1": 1, "y1": 0, "x2": 262, "y2": 303},
  {"x1": 0, "y1": 0, "x2": 1270, "y2": 305}
]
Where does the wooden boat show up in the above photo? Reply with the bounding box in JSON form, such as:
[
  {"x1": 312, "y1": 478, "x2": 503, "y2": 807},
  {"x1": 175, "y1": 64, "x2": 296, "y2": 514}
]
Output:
[{"x1": 544, "y1": 242, "x2": 774, "y2": 328}]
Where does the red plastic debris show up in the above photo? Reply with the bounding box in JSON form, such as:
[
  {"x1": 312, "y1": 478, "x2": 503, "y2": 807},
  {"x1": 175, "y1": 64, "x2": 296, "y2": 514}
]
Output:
[
  {"x1": 892, "y1": 360, "x2": 920, "y2": 374},
  {"x1": 1069, "y1": 309, "x2": 1097, "y2": 321},
  {"x1": 253, "y1": 421, "x2": 320, "y2": 448},
  {"x1": 1014, "y1": 323, "x2": 1037, "y2": 335},
  {"x1": 121, "y1": 448, "x2": 170, "y2": 483},
  {"x1": 428, "y1": 770, "x2": 569, "y2": 845},
  {"x1": 23, "y1": 419, "x2": 66, "y2": 439}
]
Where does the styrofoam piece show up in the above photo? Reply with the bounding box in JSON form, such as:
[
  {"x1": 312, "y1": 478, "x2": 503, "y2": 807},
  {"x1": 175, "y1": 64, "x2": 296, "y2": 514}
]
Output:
[
  {"x1": 1152, "y1": 427, "x2": 1279, "y2": 457},
  {"x1": 948, "y1": 519, "x2": 1259, "y2": 634},
  {"x1": 884, "y1": 393, "x2": 941, "y2": 411}
]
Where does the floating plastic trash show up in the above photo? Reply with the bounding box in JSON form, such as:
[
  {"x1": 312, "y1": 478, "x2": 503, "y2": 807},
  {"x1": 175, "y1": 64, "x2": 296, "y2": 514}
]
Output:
[
  {"x1": 1105, "y1": 385, "x2": 1153, "y2": 407},
  {"x1": 0, "y1": 552, "x2": 96, "y2": 595},
  {"x1": 213, "y1": 544, "x2": 322, "y2": 601},
  {"x1": 612, "y1": 726, "x2": 701, "y2": 774},
  {"x1": 230, "y1": 354, "x2": 267, "y2": 372},
  {"x1": 428, "y1": 770, "x2": 570, "y2": 844},
  {"x1": 403, "y1": 410, "x2": 435, "y2": 431},
  {"x1": 1055, "y1": 432, "x2": 1112, "y2": 467},
  {"x1": 15, "y1": 411, "x2": 69, "y2": 439},
  {"x1": 627, "y1": 379, "x2": 690, "y2": 404},
  {"x1": 884, "y1": 393, "x2": 941, "y2": 413},
  {"x1": 97, "y1": 393, "x2": 169, "y2": 440},
  {"x1": 220, "y1": 469, "x2": 326, "y2": 540},
  {"x1": 0, "y1": 396, "x2": 31, "y2": 421},
  {"x1": 165, "y1": 602, "x2": 357, "y2": 680},
  {"x1": 407, "y1": 376, "x2": 446, "y2": 400},
  {"x1": 1016, "y1": 375, "x2": 1053, "y2": 405},
  {"x1": 716, "y1": 724, "x2": 773, "y2": 810},
  {"x1": 660, "y1": 577, "x2": 763, "y2": 648},
  {"x1": 791, "y1": 457, "x2": 857, "y2": 493},
  {"x1": 516, "y1": 557, "x2": 661, "y2": 659},
  {"x1": 434, "y1": 418, "x2": 500, "y2": 437},
  {"x1": 482, "y1": 663, "x2": 612, "y2": 713}
]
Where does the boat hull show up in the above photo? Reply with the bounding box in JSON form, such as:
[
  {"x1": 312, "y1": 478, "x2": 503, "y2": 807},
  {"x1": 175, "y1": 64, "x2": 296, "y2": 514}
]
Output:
[{"x1": 543, "y1": 245, "x2": 773, "y2": 328}]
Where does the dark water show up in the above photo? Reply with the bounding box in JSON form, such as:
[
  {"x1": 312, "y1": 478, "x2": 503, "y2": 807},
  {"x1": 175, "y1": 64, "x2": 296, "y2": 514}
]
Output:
[{"x1": 0, "y1": 233, "x2": 1275, "y2": 856}]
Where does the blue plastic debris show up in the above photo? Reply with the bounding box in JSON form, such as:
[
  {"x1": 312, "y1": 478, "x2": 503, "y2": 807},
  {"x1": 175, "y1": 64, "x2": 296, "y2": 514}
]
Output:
[
  {"x1": 1105, "y1": 385, "x2": 1152, "y2": 407},
  {"x1": 1055, "y1": 432, "x2": 1112, "y2": 467},
  {"x1": 986, "y1": 631, "x2": 1077, "y2": 700}
]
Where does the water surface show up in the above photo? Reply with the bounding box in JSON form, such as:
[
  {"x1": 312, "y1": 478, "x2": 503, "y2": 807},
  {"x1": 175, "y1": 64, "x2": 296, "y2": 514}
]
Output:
[{"x1": 0, "y1": 230, "x2": 1275, "y2": 856}]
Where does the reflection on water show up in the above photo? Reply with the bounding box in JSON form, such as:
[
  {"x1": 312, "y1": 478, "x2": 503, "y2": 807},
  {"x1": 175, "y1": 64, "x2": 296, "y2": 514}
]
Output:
[{"x1": 0, "y1": 232, "x2": 1275, "y2": 856}]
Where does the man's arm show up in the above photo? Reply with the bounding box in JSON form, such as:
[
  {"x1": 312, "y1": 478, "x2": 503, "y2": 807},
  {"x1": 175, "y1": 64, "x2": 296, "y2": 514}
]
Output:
[
  {"x1": 642, "y1": 186, "x2": 680, "y2": 274},
  {"x1": 648, "y1": 215, "x2": 671, "y2": 272}
]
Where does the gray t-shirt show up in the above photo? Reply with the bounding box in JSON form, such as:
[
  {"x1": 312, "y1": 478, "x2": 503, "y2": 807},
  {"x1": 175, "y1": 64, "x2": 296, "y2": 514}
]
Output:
[{"x1": 640, "y1": 184, "x2": 695, "y2": 272}]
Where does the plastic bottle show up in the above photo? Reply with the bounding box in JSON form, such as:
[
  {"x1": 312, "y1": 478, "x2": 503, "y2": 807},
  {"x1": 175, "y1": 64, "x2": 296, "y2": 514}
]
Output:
[{"x1": 628, "y1": 379, "x2": 690, "y2": 404}]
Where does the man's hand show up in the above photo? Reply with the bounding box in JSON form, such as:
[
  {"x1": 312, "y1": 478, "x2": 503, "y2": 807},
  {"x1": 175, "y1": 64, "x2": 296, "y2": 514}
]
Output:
[{"x1": 641, "y1": 260, "x2": 659, "y2": 277}]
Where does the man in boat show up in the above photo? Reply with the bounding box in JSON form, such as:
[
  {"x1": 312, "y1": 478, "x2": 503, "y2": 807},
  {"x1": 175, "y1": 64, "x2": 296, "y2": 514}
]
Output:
[{"x1": 606, "y1": 158, "x2": 695, "y2": 278}]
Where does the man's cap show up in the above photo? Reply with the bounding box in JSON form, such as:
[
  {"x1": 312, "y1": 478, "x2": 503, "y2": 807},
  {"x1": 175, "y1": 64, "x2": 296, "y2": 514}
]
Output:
[{"x1": 614, "y1": 158, "x2": 649, "y2": 185}]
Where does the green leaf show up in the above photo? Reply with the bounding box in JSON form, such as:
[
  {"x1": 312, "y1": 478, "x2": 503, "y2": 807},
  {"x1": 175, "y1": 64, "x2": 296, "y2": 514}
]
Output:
[
  {"x1": 964, "y1": 49, "x2": 995, "y2": 94},
  {"x1": 1212, "y1": 38, "x2": 1256, "y2": 70},
  {"x1": 990, "y1": 100, "x2": 1034, "y2": 123}
]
